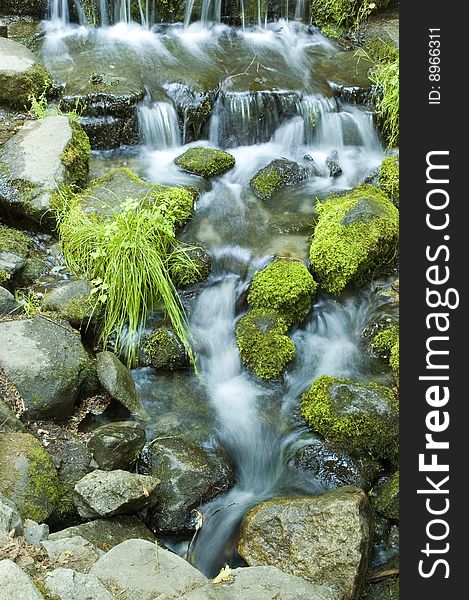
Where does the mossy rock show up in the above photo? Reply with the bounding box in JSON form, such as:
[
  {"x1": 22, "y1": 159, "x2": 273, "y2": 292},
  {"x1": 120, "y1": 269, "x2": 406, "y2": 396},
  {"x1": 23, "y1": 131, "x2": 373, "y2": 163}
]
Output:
[
  {"x1": 175, "y1": 147, "x2": 235, "y2": 178},
  {"x1": 300, "y1": 375, "x2": 399, "y2": 462},
  {"x1": 143, "y1": 327, "x2": 188, "y2": 371},
  {"x1": 371, "y1": 470, "x2": 399, "y2": 521},
  {"x1": 61, "y1": 121, "x2": 92, "y2": 188},
  {"x1": 309, "y1": 185, "x2": 399, "y2": 295},
  {"x1": 0, "y1": 432, "x2": 61, "y2": 522},
  {"x1": 250, "y1": 159, "x2": 310, "y2": 200},
  {"x1": 170, "y1": 244, "x2": 211, "y2": 288},
  {"x1": 247, "y1": 258, "x2": 317, "y2": 325},
  {"x1": 0, "y1": 37, "x2": 51, "y2": 109},
  {"x1": 236, "y1": 309, "x2": 296, "y2": 380},
  {"x1": 378, "y1": 155, "x2": 399, "y2": 206},
  {"x1": 312, "y1": 0, "x2": 390, "y2": 28},
  {"x1": 74, "y1": 167, "x2": 195, "y2": 228},
  {"x1": 42, "y1": 279, "x2": 96, "y2": 329},
  {"x1": 0, "y1": 224, "x2": 31, "y2": 280},
  {"x1": 372, "y1": 324, "x2": 399, "y2": 374}
]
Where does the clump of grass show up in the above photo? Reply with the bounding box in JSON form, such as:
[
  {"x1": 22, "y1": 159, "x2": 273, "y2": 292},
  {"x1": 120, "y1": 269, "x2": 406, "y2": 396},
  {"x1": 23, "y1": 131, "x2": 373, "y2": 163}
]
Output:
[
  {"x1": 28, "y1": 91, "x2": 83, "y2": 122},
  {"x1": 313, "y1": 0, "x2": 378, "y2": 31},
  {"x1": 56, "y1": 196, "x2": 196, "y2": 367},
  {"x1": 369, "y1": 56, "x2": 399, "y2": 148}
]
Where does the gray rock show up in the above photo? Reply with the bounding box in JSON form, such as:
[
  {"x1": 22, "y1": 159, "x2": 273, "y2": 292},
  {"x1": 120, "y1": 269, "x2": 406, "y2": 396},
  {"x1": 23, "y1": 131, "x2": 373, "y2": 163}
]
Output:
[
  {"x1": 0, "y1": 317, "x2": 93, "y2": 420},
  {"x1": 73, "y1": 469, "x2": 160, "y2": 519},
  {"x1": 23, "y1": 519, "x2": 49, "y2": 545},
  {"x1": 341, "y1": 197, "x2": 386, "y2": 226},
  {"x1": 0, "y1": 559, "x2": 44, "y2": 599},
  {"x1": 42, "y1": 280, "x2": 94, "y2": 328},
  {"x1": 326, "y1": 152, "x2": 343, "y2": 178},
  {"x1": 87, "y1": 421, "x2": 145, "y2": 471},
  {"x1": 96, "y1": 351, "x2": 149, "y2": 421},
  {"x1": 0, "y1": 224, "x2": 30, "y2": 278},
  {"x1": 250, "y1": 158, "x2": 311, "y2": 200},
  {"x1": 238, "y1": 487, "x2": 374, "y2": 600},
  {"x1": 90, "y1": 539, "x2": 207, "y2": 600},
  {"x1": 0, "y1": 398, "x2": 25, "y2": 432},
  {"x1": 48, "y1": 515, "x2": 156, "y2": 551},
  {"x1": 42, "y1": 536, "x2": 103, "y2": 573},
  {"x1": 144, "y1": 436, "x2": 234, "y2": 535},
  {"x1": 0, "y1": 287, "x2": 21, "y2": 315},
  {"x1": 0, "y1": 492, "x2": 23, "y2": 536},
  {"x1": 180, "y1": 566, "x2": 340, "y2": 600},
  {"x1": 0, "y1": 251, "x2": 26, "y2": 277},
  {"x1": 0, "y1": 37, "x2": 51, "y2": 109},
  {"x1": 45, "y1": 568, "x2": 114, "y2": 600}
]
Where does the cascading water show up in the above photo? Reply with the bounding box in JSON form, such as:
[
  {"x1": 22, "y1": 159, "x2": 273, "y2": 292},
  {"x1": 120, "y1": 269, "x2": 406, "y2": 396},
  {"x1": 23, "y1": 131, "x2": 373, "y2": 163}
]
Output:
[{"x1": 138, "y1": 101, "x2": 181, "y2": 149}]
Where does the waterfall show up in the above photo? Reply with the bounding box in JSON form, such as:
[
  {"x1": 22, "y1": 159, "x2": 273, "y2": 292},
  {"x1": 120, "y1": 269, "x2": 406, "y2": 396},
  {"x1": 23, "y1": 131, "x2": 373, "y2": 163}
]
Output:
[
  {"x1": 138, "y1": 101, "x2": 181, "y2": 149},
  {"x1": 49, "y1": 0, "x2": 70, "y2": 24},
  {"x1": 47, "y1": 0, "x2": 156, "y2": 28}
]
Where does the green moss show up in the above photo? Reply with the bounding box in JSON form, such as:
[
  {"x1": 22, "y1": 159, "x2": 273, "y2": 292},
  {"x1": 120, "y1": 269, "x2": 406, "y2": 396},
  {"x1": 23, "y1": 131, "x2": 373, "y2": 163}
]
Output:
[
  {"x1": 312, "y1": 0, "x2": 386, "y2": 29},
  {"x1": 170, "y1": 245, "x2": 211, "y2": 288},
  {"x1": 32, "y1": 581, "x2": 61, "y2": 600},
  {"x1": 365, "y1": 36, "x2": 399, "y2": 64},
  {"x1": 248, "y1": 258, "x2": 317, "y2": 325},
  {"x1": 371, "y1": 470, "x2": 399, "y2": 520},
  {"x1": 250, "y1": 167, "x2": 283, "y2": 200},
  {"x1": 175, "y1": 147, "x2": 235, "y2": 178},
  {"x1": 0, "y1": 224, "x2": 31, "y2": 256},
  {"x1": 0, "y1": 269, "x2": 9, "y2": 284},
  {"x1": 378, "y1": 155, "x2": 399, "y2": 206},
  {"x1": 148, "y1": 185, "x2": 196, "y2": 228},
  {"x1": 0, "y1": 61, "x2": 52, "y2": 110},
  {"x1": 309, "y1": 185, "x2": 399, "y2": 295},
  {"x1": 300, "y1": 375, "x2": 399, "y2": 462},
  {"x1": 144, "y1": 327, "x2": 187, "y2": 370},
  {"x1": 0, "y1": 432, "x2": 61, "y2": 523},
  {"x1": 236, "y1": 309, "x2": 296, "y2": 379},
  {"x1": 61, "y1": 120, "x2": 91, "y2": 188},
  {"x1": 320, "y1": 24, "x2": 347, "y2": 40},
  {"x1": 372, "y1": 324, "x2": 399, "y2": 374}
]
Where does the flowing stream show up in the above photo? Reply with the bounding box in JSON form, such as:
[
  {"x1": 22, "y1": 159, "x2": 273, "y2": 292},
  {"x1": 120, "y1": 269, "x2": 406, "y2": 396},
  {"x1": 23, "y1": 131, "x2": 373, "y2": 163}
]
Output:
[{"x1": 41, "y1": 1, "x2": 395, "y2": 578}]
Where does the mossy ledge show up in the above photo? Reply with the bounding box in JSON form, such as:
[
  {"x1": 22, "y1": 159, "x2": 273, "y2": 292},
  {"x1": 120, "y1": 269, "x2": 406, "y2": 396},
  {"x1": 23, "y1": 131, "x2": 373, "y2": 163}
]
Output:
[
  {"x1": 175, "y1": 147, "x2": 235, "y2": 178},
  {"x1": 309, "y1": 185, "x2": 399, "y2": 295},
  {"x1": 378, "y1": 155, "x2": 399, "y2": 206},
  {"x1": 300, "y1": 375, "x2": 399, "y2": 463}
]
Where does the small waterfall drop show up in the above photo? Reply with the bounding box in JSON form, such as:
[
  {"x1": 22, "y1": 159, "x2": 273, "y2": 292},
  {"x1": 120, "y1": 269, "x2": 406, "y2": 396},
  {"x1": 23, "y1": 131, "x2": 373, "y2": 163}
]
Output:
[{"x1": 138, "y1": 101, "x2": 181, "y2": 149}]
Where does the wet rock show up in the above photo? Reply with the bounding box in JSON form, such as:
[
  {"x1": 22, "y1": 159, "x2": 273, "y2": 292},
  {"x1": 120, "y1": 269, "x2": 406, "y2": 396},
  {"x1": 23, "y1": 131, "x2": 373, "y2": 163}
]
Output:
[
  {"x1": 0, "y1": 559, "x2": 44, "y2": 599},
  {"x1": 0, "y1": 37, "x2": 51, "y2": 109},
  {"x1": 165, "y1": 83, "x2": 215, "y2": 143},
  {"x1": 326, "y1": 151, "x2": 343, "y2": 177},
  {"x1": 0, "y1": 287, "x2": 21, "y2": 315},
  {"x1": 89, "y1": 539, "x2": 207, "y2": 599},
  {"x1": 300, "y1": 376, "x2": 399, "y2": 463},
  {"x1": 42, "y1": 279, "x2": 95, "y2": 329},
  {"x1": 267, "y1": 212, "x2": 314, "y2": 235},
  {"x1": 371, "y1": 471, "x2": 399, "y2": 521},
  {"x1": 96, "y1": 351, "x2": 149, "y2": 422},
  {"x1": 0, "y1": 491, "x2": 23, "y2": 536},
  {"x1": 23, "y1": 518, "x2": 49, "y2": 545},
  {"x1": 316, "y1": 51, "x2": 374, "y2": 105},
  {"x1": 0, "y1": 317, "x2": 93, "y2": 420},
  {"x1": 45, "y1": 568, "x2": 115, "y2": 600},
  {"x1": 250, "y1": 158, "x2": 311, "y2": 200},
  {"x1": 48, "y1": 515, "x2": 156, "y2": 551},
  {"x1": 309, "y1": 185, "x2": 399, "y2": 295},
  {"x1": 142, "y1": 326, "x2": 189, "y2": 371},
  {"x1": 0, "y1": 432, "x2": 61, "y2": 522},
  {"x1": 73, "y1": 469, "x2": 160, "y2": 519},
  {"x1": 175, "y1": 147, "x2": 236, "y2": 178},
  {"x1": 295, "y1": 438, "x2": 382, "y2": 491},
  {"x1": 0, "y1": 116, "x2": 90, "y2": 229},
  {"x1": 238, "y1": 487, "x2": 373, "y2": 600},
  {"x1": 170, "y1": 244, "x2": 212, "y2": 288},
  {"x1": 87, "y1": 421, "x2": 146, "y2": 471},
  {"x1": 144, "y1": 436, "x2": 234, "y2": 535},
  {"x1": 0, "y1": 224, "x2": 31, "y2": 281},
  {"x1": 42, "y1": 536, "x2": 103, "y2": 573}
]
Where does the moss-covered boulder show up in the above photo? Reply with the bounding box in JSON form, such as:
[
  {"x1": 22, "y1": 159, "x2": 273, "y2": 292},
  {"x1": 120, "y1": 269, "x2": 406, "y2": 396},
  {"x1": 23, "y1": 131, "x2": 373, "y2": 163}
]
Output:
[
  {"x1": 87, "y1": 422, "x2": 146, "y2": 472},
  {"x1": 175, "y1": 147, "x2": 235, "y2": 178},
  {"x1": 0, "y1": 116, "x2": 90, "y2": 229},
  {"x1": 248, "y1": 258, "x2": 317, "y2": 325},
  {"x1": 236, "y1": 309, "x2": 296, "y2": 380},
  {"x1": 371, "y1": 471, "x2": 399, "y2": 521},
  {"x1": 300, "y1": 375, "x2": 399, "y2": 463},
  {"x1": 170, "y1": 244, "x2": 211, "y2": 288},
  {"x1": 378, "y1": 155, "x2": 399, "y2": 206},
  {"x1": 371, "y1": 324, "x2": 399, "y2": 375},
  {"x1": 143, "y1": 327, "x2": 188, "y2": 371},
  {"x1": 42, "y1": 279, "x2": 96, "y2": 329},
  {"x1": 0, "y1": 432, "x2": 61, "y2": 522},
  {"x1": 0, "y1": 224, "x2": 31, "y2": 283},
  {"x1": 250, "y1": 159, "x2": 310, "y2": 200},
  {"x1": 309, "y1": 185, "x2": 399, "y2": 295},
  {"x1": 0, "y1": 38, "x2": 51, "y2": 110},
  {"x1": 73, "y1": 167, "x2": 195, "y2": 228}
]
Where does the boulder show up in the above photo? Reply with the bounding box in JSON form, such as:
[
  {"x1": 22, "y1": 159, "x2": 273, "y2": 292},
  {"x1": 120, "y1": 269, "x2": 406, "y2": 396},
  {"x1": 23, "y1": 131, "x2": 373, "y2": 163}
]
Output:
[
  {"x1": 0, "y1": 286, "x2": 21, "y2": 315},
  {"x1": 0, "y1": 224, "x2": 31, "y2": 282},
  {"x1": 238, "y1": 487, "x2": 374, "y2": 600},
  {"x1": 142, "y1": 327, "x2": 189, "y2": 371},
  {"x1": 0, "y1": 317, "x2": 94, "y2": 420},
  {"x1": 309, "y1": 185, "x2": 399, "y2": 295},
  {"x1": 300, "y1": 376, "x2": 399, "y2": 463},
  {"x1": 0, "y1": 116, "x2": 90, "y2": 228},
  {"x1": 42, "y1": 279, "x2": 95, "y2": 328},
  {"x1": 250, "y1": 159, "x2": 310, "y2": 200},
  {"x1": 144, "y1": 436, "x2": 234, "y2": 535},
  {"x1": 45, "y1": 568, "x2": 114, "y2": 600},
  {"x1": 41, "y1": 536, "x2": 103, "y2": 573},
  {"x1": 247, "y1": 258, "x2": 317, "y2": 325},
  {"x1": 0, "y1": 559, "x2": 44, "y2": 599},
  {"x1": 48, "y1": 515, "x2": 156, "y2": 551},
  {"x1": 0, "y1": 37, "x2": 51, "y2": 109},
  {"x1": 0, "y1": 491, "x2": 23, "y2": 536},
  {"x1": 73, "y1": 469, "x2": 160, "y2": 519},
  {"x1": 175, "y1": 147, "x2": 235, "y2": 178},
  {"x1": 0, "y1": 432, "x2": 61, "y2": 522},
  {"x1": 236, "y1": 309, "x2": 296, "y2": 380},
  {"x1": 23, "y1": 519, "x2": 49, "y2": 545},
  {"x1": 87, "y1": 421, "x2": 146, "y2": 471},
  {"x1": 96, "y1": 351, "x2": 149, "y2": 422},
  {"x1": 89, "y1": 539, "x2": 207, "y2": 600}
]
